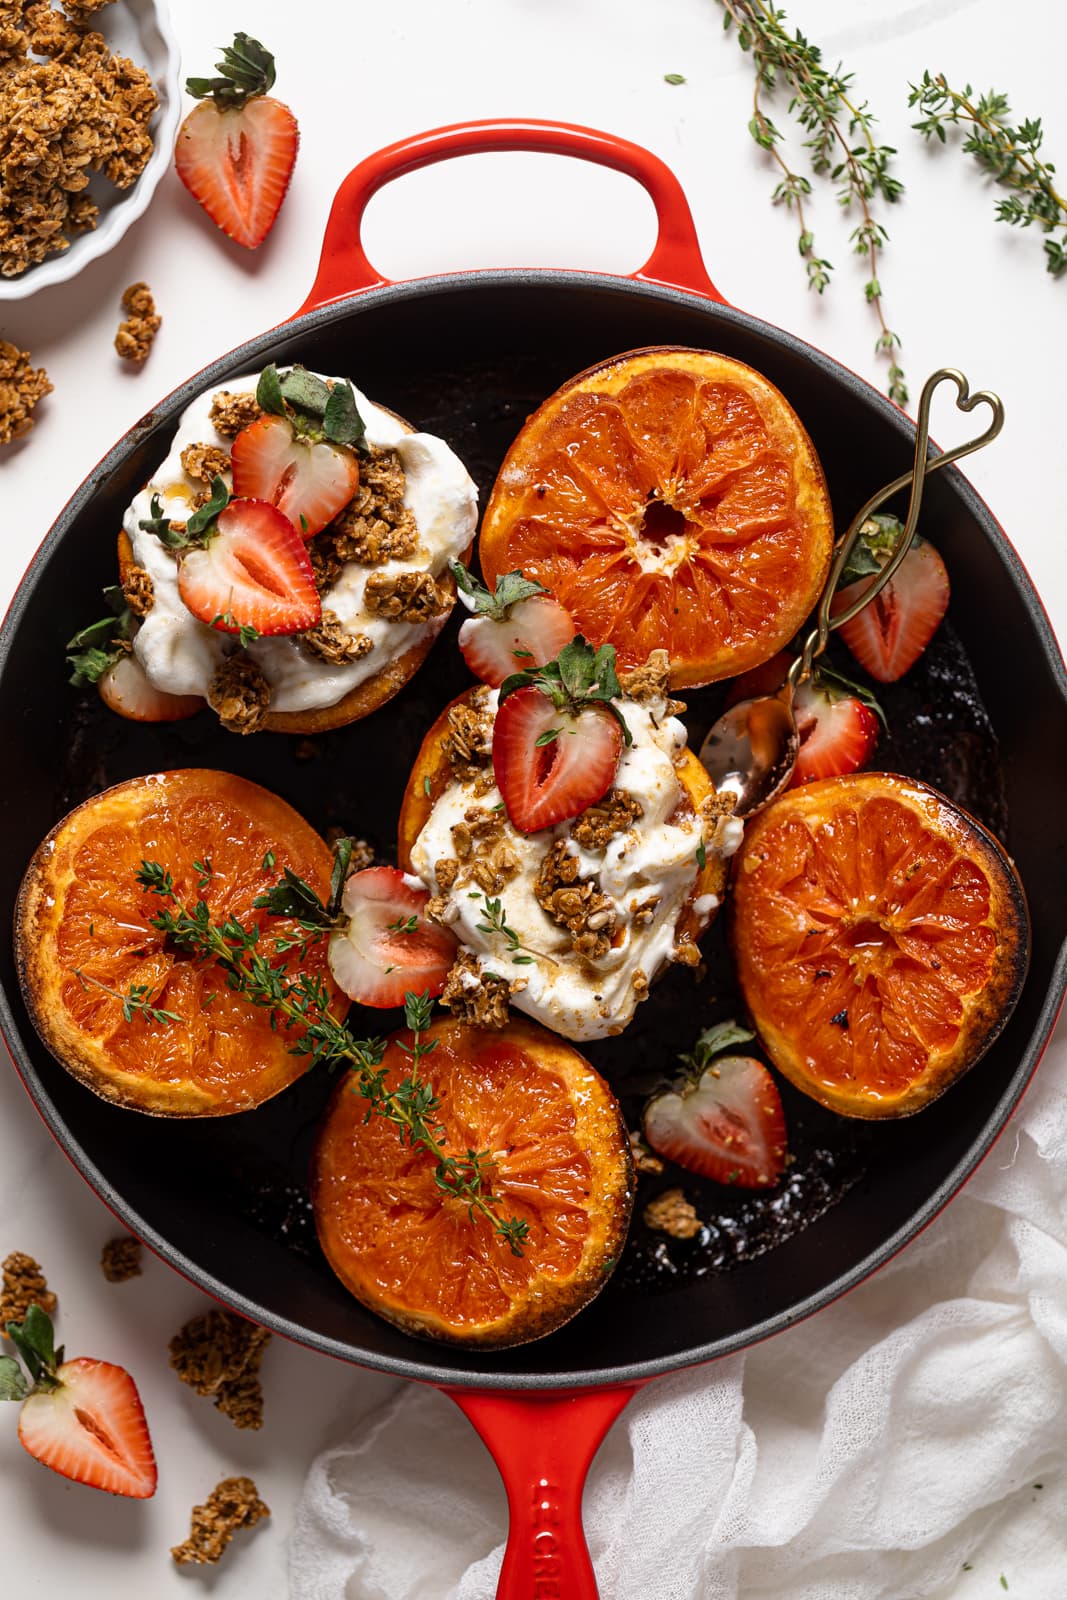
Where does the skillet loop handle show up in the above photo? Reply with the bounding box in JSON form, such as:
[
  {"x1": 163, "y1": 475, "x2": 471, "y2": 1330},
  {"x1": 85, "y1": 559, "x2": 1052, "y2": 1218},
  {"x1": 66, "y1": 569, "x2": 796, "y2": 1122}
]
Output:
[
  {"x1": 444, "y1": 1384, "x2": 638, "y2": 1600},
  {"x1": 297, "y1": 119, "x2": 725, "y2": 316}
]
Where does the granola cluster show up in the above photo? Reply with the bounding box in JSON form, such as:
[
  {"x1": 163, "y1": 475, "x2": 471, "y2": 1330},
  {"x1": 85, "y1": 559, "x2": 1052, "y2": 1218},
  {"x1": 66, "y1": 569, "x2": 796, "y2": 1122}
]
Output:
[
  {"x1": 114, "y1": 280, "x2": 159, "y2": 363},
  {"x1": 363, "y1": 569, "x2": 450, "y2": 623},
  {"x1": 441, "y1": 688, "x2": 494, "y2": 784},
  {"x1": 308, "y1": 445, "x2": 418, "y2": 591},
  {"x1": 619, "y1": 648, "x2": 686, "y2": 715},
  {"x1": 644, "y1": 1187, "x2": 702, "y2": 1239},
  {"x1": 440, "y1": 948, "x2": 515, "y2": 1029},
  {"x1": 0, "y1": 338, "x2": 52, "y2": 445},
  {"x1": 445, "y1": 805, "x2": 519, "y2": 897},
  {"x1": 302, "y1": 610, "x2": 373, "y2": 666},
  {"x1": 100, "y1": 1234, "x2": 142, "y2": 1282},
  {"x1": 208, "y1": 654, "x2": 271, "y2": 735},
  {"x1": 171, "y1": 1476, "x2": 270, "y2": 1566},
  {"x1": 0, "y1": 2, "x2": 159, "y2": 279},
  {"x1": 209, "y1": 389, "x2": 262, "y2": 439},
  {"x1": 180, "y1": 440, "x2": 230, "y2": 484},
  {"x1": 121, "y1": 563, "x2": 153, "y2": 617},
  {"x1": 534, "y1": 840, "x2": 617, "y2": 961},
  {"x1": 570, "y1": 788, "x2": 643, "y2": 850},
  {"x1": 0, "y1": 1250, "x2": 57, "y2": 1325},
  {"x1": 169, "y1": 1307, "x2": 271, "y2": 1430}
]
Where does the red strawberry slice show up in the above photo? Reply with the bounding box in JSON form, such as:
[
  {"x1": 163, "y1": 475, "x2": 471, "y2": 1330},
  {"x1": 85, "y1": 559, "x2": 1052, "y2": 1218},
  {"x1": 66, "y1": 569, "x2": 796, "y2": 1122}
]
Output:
[
  {"x1": 177, "y1": 498, "x2": 321, "y2": 636},
  {"x1": 231, "y1": 415, "x2": 359, "y2": 538},
  {"x1": 791, "y1": 677, "x2": 879, "y2": 785},
  {"x1": 328, "y1": 867, "x2": 457, "y2": 1008},
  {"x1": 831, "y1": 540, "x2": 951, "y2": 682},
  {"x1": 98, "y1": 652, "x2": 204, "y2": 723},
  {"x1": 643, "y1": 1055, "x2": 787, "y2": 1189},
  {"x1": 18, "y1": 1357, "x2": 157, "y2": 1498},
  {"x1": 175, "y1": 95, "x2": 298, "y2": 249},
  {"x1": 492, "y1": 687, "x2": 622, "y2": 833},
  {"x1": 459, "y1": 596, "x2": 576, "y2": 687}
]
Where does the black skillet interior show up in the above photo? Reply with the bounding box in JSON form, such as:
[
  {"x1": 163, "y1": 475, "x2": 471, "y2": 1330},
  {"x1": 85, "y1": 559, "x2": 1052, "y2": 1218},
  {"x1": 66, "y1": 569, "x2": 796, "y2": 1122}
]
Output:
[{"x1": 2, "y1": 274, "x2": 1065, "y2": 1390}]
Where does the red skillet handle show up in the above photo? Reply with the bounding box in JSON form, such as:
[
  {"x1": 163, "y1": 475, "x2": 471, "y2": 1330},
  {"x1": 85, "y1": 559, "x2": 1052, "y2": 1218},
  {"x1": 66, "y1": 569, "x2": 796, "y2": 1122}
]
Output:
[
  {"x1": 297, "y1": 119, "x2": 724, "y2": 315},
  {"x1": 443, "y1": 1383, "x2": 639, "y2": 1600}
]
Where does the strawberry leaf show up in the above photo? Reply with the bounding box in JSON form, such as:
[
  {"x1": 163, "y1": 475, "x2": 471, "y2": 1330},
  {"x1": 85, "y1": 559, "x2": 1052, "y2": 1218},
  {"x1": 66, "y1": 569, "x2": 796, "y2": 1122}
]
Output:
[
  {"x1": 322, "y1": 381, "x2": 367, "y2": 452},
  {"x1": 679, "y1": 1019, "x2": 757, "y2": 1076},
  {"x1": 813, "y1": 661, "x2": 888, "y2": 730},
  {"x1": 256, "y1": 363, "x2": 287, "y2": 418},
  {"x1": 451, "y1": 561, "x2": 548, "y2": 619},
  {"x1": 837, "y1": 513, "x2": 913, "y2": 587},
  {"x1": 67, "y1": 586, "x2": 132, "y2": 686},
  {"x1": 0, "y1": 1355, "x2": 28, "y2": 1401},
  {"x1": 186, "y1": 32, "x2": 276, "y2": 110},
  {"x1": 326, "y1": 836, "x2": 354, "y2": 920},
  {"x1": 5, "y1": 1304, "x2": 57, "y2": 1388},
  {"x1": 185, "y1": 475, "x2": 231, "y2": 541},
  {"x1": 498, "y1": 634, "x2": 632, "y2": 744},
  {"x1": 280, "y1": 366, "x2": 332, "y2": 417}
]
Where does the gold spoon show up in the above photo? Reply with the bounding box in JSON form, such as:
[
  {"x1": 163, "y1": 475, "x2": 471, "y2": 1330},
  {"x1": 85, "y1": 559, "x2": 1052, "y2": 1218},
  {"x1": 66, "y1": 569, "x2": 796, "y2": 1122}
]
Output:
[{"x1": 698, "y1": 369, "x2": 1004, "y2": 820}]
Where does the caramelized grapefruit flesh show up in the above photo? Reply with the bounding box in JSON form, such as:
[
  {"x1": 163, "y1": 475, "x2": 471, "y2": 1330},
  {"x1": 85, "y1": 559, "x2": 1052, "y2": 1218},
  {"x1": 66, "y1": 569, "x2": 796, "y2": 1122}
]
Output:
[
  {"x1": 730, "y1": 774, "x2": 1029, "y2": 1117},
  {"x1": 311, "y1": 1016, "x2": 634, "y2": 1346},
  {"x1": 479, "y1": 348, "x2": 834, "y2": 688},
  {"x1": 16, "y1": 769, "x2": 340, "y2": 1115}
]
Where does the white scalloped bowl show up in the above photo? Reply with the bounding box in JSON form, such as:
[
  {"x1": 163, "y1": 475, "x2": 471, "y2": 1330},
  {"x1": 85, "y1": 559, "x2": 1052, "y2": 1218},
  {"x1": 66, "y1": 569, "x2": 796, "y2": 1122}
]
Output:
[{"x1": 0, "y1": 0, "x2": 181, "y2": 301}]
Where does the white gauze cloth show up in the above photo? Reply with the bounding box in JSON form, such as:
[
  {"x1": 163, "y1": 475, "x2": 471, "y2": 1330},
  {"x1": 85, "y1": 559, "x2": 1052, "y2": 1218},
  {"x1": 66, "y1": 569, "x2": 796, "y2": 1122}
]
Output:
[{"x1": 290, "y1": 1022, "x2": 1067, "y2": 1599}]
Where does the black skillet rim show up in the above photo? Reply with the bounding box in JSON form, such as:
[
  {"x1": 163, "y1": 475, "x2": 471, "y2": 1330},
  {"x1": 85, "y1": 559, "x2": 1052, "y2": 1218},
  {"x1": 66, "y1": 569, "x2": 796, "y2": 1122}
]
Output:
[{"x1": 1, "y1": 268, "x2": 1065, "y2": 1391}]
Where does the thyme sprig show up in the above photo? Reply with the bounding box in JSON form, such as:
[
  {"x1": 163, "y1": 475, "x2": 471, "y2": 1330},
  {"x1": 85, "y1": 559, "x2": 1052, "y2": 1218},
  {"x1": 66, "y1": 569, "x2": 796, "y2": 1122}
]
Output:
[
  {"x1": 909, "y1": 74, "x2": 1067, "y2": 276},
  {"x1": 717, "y1": 0, "x2": 907, "y2": 403},
  {"x1": 72, "y1": 968, "x2": 181, "y2": 1027},
  {"x1": 475, "y1": 893, "x2": 553, "y2": 967},
  {"x1": 129, "y1": 859, "x2": 529, "y2": 1254}
]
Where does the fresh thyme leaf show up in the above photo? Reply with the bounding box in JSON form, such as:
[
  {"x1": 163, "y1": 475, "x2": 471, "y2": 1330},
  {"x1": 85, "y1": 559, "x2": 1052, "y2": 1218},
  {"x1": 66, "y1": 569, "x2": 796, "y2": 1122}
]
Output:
[
  {"x1": 534, "y1": 728, "x2": 562, "y2": 747},
  {"x1": 261, "y1": 850, "x2": 276, "y2": 871},
  {"x1": 716, "y1": 0, "x2": 907, "y2": 402},
  {"x1": 423, "y1": 776, "x2": 432, "y2": 797},
  {"x1": 238, "y1": 623, "x2": 261, "y2": 649},
  {"x1": 910, "y1": 74, "x2": 1067, "y2": 276},
  {"x1": 696, "y1": 839, "x2": 707, "y2": 870},
  {"x1": 387, "y1": 914, "x2": 419, "y2": 934}
]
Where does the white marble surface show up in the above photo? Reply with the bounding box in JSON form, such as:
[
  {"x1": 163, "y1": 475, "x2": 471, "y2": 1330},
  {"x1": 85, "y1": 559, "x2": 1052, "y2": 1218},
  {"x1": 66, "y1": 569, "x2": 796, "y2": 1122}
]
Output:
[{"x1": 0, "y1": 0, "x2": 1064, "y2": 1594}]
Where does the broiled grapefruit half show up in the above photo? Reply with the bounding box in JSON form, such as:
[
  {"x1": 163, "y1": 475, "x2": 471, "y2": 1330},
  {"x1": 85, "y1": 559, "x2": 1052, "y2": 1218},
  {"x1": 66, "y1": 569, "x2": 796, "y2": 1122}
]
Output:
[
  {"x1": 311, "y1": 1015, "x2": 634, "y2": 1346},
  {"x1": 478, "y1": 347, "x2": 834, "y2": 688},
  {"x1": 730, "y1": 773, "x2": 1030, "y2": 1118},
  {"x1": 16, "y1": 769, "x2": 342, "y2": 1115}
]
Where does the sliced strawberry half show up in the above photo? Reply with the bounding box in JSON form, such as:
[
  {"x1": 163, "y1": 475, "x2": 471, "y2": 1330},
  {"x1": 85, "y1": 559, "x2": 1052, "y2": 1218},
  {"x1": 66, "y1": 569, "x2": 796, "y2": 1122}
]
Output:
[
  {"x1": 231, "y1": 414, "x2": 359, "y2": 538},
  {"x1": 98, "y1": 652, "x2": 204, "y2": 723},
  {"x1": 492, "y1": 687, "x2": 622, "y2": 833},
  {"x1": 16, "y1": 1356, "x2": 157, "y2": 1498},
  {"x1": 175, "y1": 35, "x2": 298, "y2": 249},
  {"x1": 643, "y1": 1055, "x2": 787, "y2": 1189},
  {"x1": 177, "y1": 498, "x2": 320, "y2": 636},
  {"x1": 459, "y1": 596, "x2": 576, "y2": 688},
  {"x1": 832, "y1": 538, "x2": 951, "y2": 682},
  {"x1": 791, "y1": 676, "x2": 880, "y2": 785},
  {"x1": 328, "y1": 867, "x2": 457, "y2": 1009}
]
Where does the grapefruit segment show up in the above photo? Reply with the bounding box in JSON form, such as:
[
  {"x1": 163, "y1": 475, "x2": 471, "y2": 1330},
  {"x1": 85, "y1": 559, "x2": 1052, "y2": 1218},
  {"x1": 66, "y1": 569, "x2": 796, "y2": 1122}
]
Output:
[
  {"x1": 480, "y1": 347, "x2": 834, "y2": 688},
  {"x1": 730, "y1": 774, "x2": 1029, "y2": 1117},
  {"x1": 311, "y1": 1016, "x2": 634, "y2": 1346}
]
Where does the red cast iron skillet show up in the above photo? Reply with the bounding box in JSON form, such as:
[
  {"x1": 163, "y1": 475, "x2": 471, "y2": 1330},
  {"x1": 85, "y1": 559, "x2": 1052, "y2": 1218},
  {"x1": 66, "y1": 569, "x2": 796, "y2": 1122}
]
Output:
[{"x1": 2, "y1": 122, "x2": 1066, "y2": 1597}]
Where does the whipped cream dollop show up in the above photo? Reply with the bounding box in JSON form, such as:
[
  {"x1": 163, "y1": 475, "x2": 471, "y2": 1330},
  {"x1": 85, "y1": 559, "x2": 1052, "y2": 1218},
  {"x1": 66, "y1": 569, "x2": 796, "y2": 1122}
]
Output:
[
  {"x1": 123, "y1": 374, "x2": 478, "y2": 714},
  {"x1": 409, "y1": 688, "x2": 743, "y2": 1042}
]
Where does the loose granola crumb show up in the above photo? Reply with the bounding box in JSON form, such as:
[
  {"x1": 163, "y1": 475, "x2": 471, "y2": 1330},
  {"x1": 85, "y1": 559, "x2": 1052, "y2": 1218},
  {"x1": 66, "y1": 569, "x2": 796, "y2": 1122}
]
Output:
[
  {"x1": 209, "y1": 389, "x2": 261, "y2": 438},
  {"x1": 0, "y1": 339, "x2": 52, "y2": 445},
  {"x1": 323, "y1": 829, "x2": 375, "y2": 870},
  {"x1": 434, "y1": 857, "x2": 459, "y2": 892},
  {"x1": 671, "y1": 939, "x2": 701, "y2": 968},
  {"x1": 442, "y1": 688, "x2": 494, "y2": 779},
  {"x1": 534, "y1": 840, "x2": 617, "y2": 960},
  {"x1": 180, "y1": 440, "x2": 230, "y2": 483},
  {"x1": 114, "y1": 280, "x2": 160, "y2": 363},
  {"x1": 100, "y1": 1235, "x2": 142, "y2": 1283},
  {"x1": 570, "y1": 788, "x2": 643, "y2": 850},
  {"x1": 169, "y1": 1308, "x2": 270, "y2": 1430},
  {"x1": 121, "y1": 563, "x2": 153, "y2": 617},
  {"x1": 207, "y1": 654, "x2": 271, "y2": 735},
  {"x1": 1, "y1": 1251, "x2": 57, "y2": 1325},
  {"x1": 619, "y1": 649, "x2": 686, "y2": 715},
  {"x1": 301, "y1": 610, "x2": 374, "y2": 665},
  {"x1": 171, "y1": 1476, "x2": 270, "y2": 1566},
  {"x1": 440, "y1": 949, "x2": 511, "y2": 1029},
  {"x1": 629, "y1": 1130, "x2": 665, "y2": 1176},
  {"x1": 0, "y1": 12, "x2": 158, "y2": 279},
  {"x1": 644, "y1": 1188, "x2": 702, "y2": 1239},
  {"x1": 363, "y1": 569, "x2": 450, "y2": 623}
]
